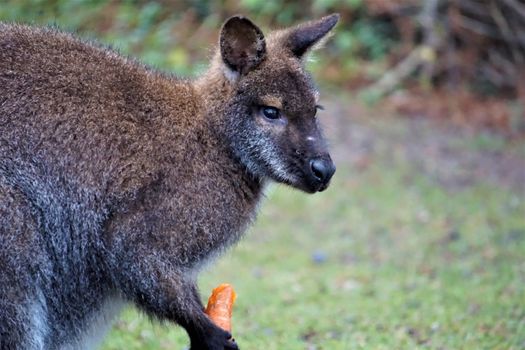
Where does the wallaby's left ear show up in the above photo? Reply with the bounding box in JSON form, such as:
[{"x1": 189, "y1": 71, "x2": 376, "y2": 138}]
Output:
[
  {"x1": 285, "y1": 13, "x2": 340, "y2": 58},
  {"x1": 220, "y1": 16, "x2": 266, "y2": 76}
]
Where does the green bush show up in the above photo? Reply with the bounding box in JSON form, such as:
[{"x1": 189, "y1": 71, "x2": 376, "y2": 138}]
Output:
[{"x1": 0, "y1": 0, "x2": 397, "y2": 83}]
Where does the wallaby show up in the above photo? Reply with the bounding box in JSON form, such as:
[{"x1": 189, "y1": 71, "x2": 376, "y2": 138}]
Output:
[{"x1": 0, "y1": 13, "x2": 338, "y2": 350}]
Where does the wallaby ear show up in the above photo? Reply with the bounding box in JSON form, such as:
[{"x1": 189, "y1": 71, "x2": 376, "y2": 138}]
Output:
[
  {"x1": 284, "y1": 13, "x2": 340, "y2": 58},
  {"x1": 220, "y1": 16, "x2": 266, "y2": 76}
]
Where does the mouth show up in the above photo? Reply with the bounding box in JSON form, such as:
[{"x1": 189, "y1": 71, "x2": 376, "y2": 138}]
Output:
[
  {"x1": 282, "y1": 170, "x2": 333, "y2": 193},
  {"x1": 302, "y1": 176, "x2": 332, "y2": 193},
  {"x1": 317, "y1": 181, "x2": 330, "y2": 192}
]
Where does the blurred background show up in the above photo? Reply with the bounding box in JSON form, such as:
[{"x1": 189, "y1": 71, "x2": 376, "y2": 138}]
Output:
[{"x1": 1, "y1": 1, "x2": 524, "y2": 349}]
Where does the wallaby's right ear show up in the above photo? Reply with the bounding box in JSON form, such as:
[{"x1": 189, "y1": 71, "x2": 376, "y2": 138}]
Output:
[
  {"x1": 283, "y1": 14, "x2": 340, "y2": 58},
  {"x1": 220, "y1": 16, "x2": 266, "y2": 78}
]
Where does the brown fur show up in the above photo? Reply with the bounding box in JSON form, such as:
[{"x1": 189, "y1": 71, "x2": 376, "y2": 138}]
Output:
[{"x1": 0, "y1": 14, "x2": 338, "y2": 349}]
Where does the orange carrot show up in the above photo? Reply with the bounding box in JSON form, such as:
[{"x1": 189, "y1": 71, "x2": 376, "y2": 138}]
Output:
[{"x1": 204, "y1": 283, "x2": 237, "y2": 332}]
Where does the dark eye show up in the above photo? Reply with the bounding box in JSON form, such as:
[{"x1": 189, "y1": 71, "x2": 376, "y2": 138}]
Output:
[{"x1": 262, "y1": 106, "x2": 280, "y2": 120}]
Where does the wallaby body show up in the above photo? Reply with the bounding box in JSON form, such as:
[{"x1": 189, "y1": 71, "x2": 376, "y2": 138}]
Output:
[{"x1": 0, "y1": 15, "x2": 337, "y2": 350}]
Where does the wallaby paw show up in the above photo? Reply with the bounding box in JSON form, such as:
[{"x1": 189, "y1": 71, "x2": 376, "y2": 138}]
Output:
[
  {"x1": 190, "y1": 329, "x2": 239, "y2": 350},
  {"x1": 224, "y1": 337, "x2": 239, "y2": 350}
]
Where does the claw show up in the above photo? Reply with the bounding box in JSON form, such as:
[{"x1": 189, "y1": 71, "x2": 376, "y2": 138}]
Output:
[{"x1": 225, "y1": 337, "x2": 239, "y2": 350}]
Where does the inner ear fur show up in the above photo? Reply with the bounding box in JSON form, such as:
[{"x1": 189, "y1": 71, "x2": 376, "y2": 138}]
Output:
[
  {"x1": 284, "y1": 13, "x2": 340, "y2": 58},
  {"x1": 220, "y1": 16, "x2": 266, "y2": 76}
]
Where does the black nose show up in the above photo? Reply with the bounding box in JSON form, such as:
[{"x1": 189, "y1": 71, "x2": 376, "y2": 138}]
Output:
[{"x1": 309, "y1": 157, "x2": 336, "y2": 185}]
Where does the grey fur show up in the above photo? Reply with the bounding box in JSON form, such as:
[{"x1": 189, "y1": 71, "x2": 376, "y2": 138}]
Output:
[{"x1": 0, "y1": 14, "x2": 338, "y2": 350}]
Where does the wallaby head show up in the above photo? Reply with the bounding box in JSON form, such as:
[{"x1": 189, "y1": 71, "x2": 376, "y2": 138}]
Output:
[{"x1": 201, "y1": 14, "x2": 338, "y2": 193}]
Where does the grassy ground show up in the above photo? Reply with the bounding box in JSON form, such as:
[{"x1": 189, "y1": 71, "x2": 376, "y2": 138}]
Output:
[{"x1": 102, "y1": 98, "x2": 525, "y2": 350}]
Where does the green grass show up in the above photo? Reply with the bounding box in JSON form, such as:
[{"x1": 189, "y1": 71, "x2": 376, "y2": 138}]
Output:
[{"x1": 102, "y1": 128, "x2": 525, "y2": 349}]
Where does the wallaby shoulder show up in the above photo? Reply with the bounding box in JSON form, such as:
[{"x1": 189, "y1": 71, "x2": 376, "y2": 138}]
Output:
[{"x1": 0, "y1": 23, "x2": 208, "y2": 197}]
